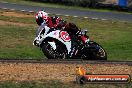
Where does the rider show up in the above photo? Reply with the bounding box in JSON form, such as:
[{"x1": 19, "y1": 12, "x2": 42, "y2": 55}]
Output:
[{"x1": 35, "y1": 10, "x2": 89, "y2": 45}]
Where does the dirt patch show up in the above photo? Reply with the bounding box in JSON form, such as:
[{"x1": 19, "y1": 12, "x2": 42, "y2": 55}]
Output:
[
  {"x1": 0, "y1": 20, "x2": 35, "y2": 27},
  {"x1": 0, "y1": 62, "x2": 131, "y2": 83},
  {"x1": 1, "y1": 11, "x2": 34, "y2": 18}
]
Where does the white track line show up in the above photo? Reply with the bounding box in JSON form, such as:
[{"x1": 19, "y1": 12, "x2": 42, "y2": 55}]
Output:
[
  {"x1": 73, "y1": 16, "x2": 78, "y2": 18},
  {"x1": 29, "y1": 11, "x2": 34, "y2": 13},
  {"x1": 92, "y1": 18, "x2": 98, "y2": 20},
  {"x1": 84, "y1": 17, "x2": 88, "y2": 19},
  {"x1": 65, "y1": 15, "x2": 70, "y2": 16},
  {"x1": 3, "y1": 8, "x2": 8, "y2": 9},
  {"x1": 21, "y1": 10, "x2": 25, "y2": 12},
  {"x1": 101, "y1": 19, "x2": 107, "y2": 21},
  {"x1": 10, "y1": 9, "x2": 15, "y2": 11},
  {"x1": 1, "y1": 8, "x2": 110, "y2": 21},
  {"x1": 1, "y1": 1, "x2": 8, "y2": 3}
]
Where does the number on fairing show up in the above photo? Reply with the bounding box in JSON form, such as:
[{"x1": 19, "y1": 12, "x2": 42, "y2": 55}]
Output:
[{"x1": 60, "y1": 31, "x2": 71, "y2": 42}]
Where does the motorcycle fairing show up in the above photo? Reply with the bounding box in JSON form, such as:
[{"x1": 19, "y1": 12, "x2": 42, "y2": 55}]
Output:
[{"x1": 39, "y1": 30, "x2": 72, "y2": 54}]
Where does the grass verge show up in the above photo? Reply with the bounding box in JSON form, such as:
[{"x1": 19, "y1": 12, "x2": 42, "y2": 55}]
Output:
[
  {"x1": 0, "y1": 9, "x2": 132, "y2": 60},
  {"x1": 0, "y1": 80, "x2": 131, "y2": 88}
]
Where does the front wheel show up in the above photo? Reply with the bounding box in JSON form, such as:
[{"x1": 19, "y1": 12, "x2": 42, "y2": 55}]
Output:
[{"x1": 41, "y1": 41, "x2": 67, "y2": 59}]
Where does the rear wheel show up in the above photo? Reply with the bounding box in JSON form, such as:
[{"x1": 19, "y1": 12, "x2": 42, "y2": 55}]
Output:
[
  {"x1": 41, "y1": 41, "x2": 67, "y2": 59},
  {"x1": 93, "y1": 44, "x2": 107, "y2": 60},
  {"x1": 86, "y1": 41, "x2": 107, "y2": 60}
]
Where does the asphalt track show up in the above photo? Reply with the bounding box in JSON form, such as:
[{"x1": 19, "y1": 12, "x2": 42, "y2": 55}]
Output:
[{"x1": 0, "y1": 2, "x2": 132, "y2": 22}]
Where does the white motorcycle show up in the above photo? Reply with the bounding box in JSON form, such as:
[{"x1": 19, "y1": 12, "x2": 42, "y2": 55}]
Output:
[{"x1": 33, "y1": 23, "x2": 107, "y2": 60}]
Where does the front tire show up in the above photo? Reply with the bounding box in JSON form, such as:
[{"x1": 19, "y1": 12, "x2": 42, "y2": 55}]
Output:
[{"x1": 41, "y1": 41, "x2": 67, "y2": 59}]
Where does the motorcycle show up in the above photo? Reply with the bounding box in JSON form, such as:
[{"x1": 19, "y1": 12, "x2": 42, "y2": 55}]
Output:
[{"x1": 33, "y1": 23, "x2": 107, "y2": 60}]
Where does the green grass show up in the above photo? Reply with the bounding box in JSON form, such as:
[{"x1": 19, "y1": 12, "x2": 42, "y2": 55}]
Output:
[
  {"x1": 0, "y1": 81, "x2": 131, "y2": 88},
  {"x1": 0, "y1": 0, "x2": 131, "y2": 14},
  {"x1": 0, "y1": 15, "x2": 34, "y2": 24},
  {"x1": 0, "y1": 9, "x2": 132, "y2": 60},
  {"x1": 0, "y1": 25, "x2": 43, "y2": 59}
]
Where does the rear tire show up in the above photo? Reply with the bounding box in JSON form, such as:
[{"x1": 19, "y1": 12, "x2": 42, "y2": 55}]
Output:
[
  {"x1": 86, "y1": 41, "x2": 107, "y2": 60},
  {"x1": 93, "y1": 44, "x2": 107, "y2": 60}
]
